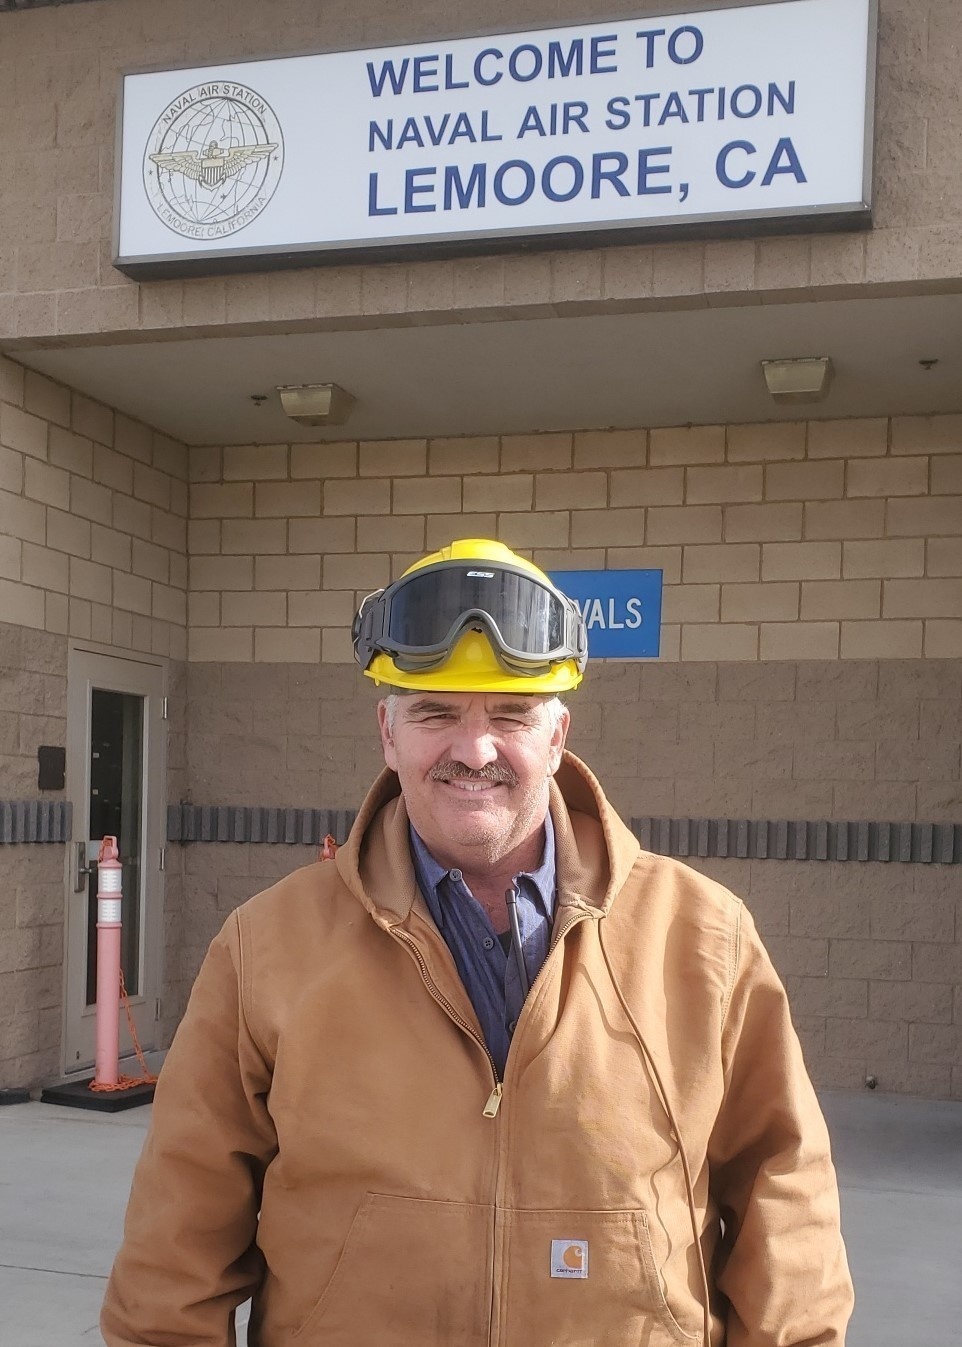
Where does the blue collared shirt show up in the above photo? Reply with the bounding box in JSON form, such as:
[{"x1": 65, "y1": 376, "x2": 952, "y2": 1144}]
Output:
[{"x1": 409, "y1": 814, "x2": 556, "y2": 1078}]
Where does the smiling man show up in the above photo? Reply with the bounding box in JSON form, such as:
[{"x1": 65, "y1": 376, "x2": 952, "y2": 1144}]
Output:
[{"x1": 102, "y1": 540, "x2": 853, "y2": 1347}]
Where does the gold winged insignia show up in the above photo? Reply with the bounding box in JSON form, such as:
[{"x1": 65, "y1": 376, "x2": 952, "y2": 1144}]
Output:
[{"x1": 149, "y1": 140, "x2": 276, "y2": 190}]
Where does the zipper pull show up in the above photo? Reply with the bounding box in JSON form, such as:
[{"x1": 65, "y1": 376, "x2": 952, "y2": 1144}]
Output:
[{"x1": 482, "y1": 1083, "x2": 503, "y2": 1118}]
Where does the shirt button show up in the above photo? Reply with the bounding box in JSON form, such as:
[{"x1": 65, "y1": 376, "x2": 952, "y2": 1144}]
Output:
[
  {"x1": 482, "y1": 936, "x2": 495, "y2": 951},
  {"x1": 508, "y1": 1019, "x2": 517, "y2": 1033},
  {"x1": 450, "y1": 869, "x2": 463, "y2": 882}
]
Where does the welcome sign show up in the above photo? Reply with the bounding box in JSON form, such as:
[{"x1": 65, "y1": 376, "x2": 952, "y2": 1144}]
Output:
[{"x1": 114, "y1": 0, "x2": 876, "y2": 276}]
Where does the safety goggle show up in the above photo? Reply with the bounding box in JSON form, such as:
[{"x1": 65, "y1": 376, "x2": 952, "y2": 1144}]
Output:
[{"x1": 353, "y1": 561, "x2": 588, "y2": 677}]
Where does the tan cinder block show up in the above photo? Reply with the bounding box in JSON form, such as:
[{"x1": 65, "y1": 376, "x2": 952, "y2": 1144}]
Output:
[
  {"x1": 170, "y1": 479, "x2": 189, "y2": 519},
  {"x1": 703, "y1": 238, "x2": 755, "y2": 294},
  {"x1": 190, "y1": 483, "x2": 253, "y2": 519},
  {"x1": 221, "y1": 519, "x2": 286, "y2": 555},
  {"x1": 761, "y1": 541, "x2": 841, "y2": 580},
  {"x1": 70, "y1": 476, "x2": 112, "y2": 526},
  {"x1": 464, "y1": 475, "x2": 532, "y2": 513},
  {"x1": 255, "y1": 628, "x2": 320, "y2": 663},
  {"x1": 45, "y1": 507, "x2": 89, "y2": 557},
  {"x1": 190, "y1": 627, "x2": 253, "y2": 662},
  {"x1": 0, "y1": 356, "x2": 24, "y2": 406},
  {"x1": 357, "y1": 515, "x2": 425, "y2": 552},
  {"x1": 925, "y1": 621, "x2": 962, "y2": 657},
  {"x1": 288, "y1": 517, "x2": 356, "y2": 553},
  {"x1": 0, "y1": 403, "x2": 47, "y2": 459},
  {"x1": 927, "y1": 539, "x2": 962, "y2": 576},
  {"x1": 23, "y1": 371, "x2": 69, "y2": 428},
  {"x1": 21, "y1": 542, "x2": 67, "y2": 593},
  {"x1": 726, "y1": 422, "x2": 806, "y2": 463},
  {"x1": 0, "y1": 578, "x2": 44, "y2": 629},
  {"x1": 49, "y1": 427, "x2": 94, "y2": 478},
  {"x1": 187, "y1": 520, "x2": 220, "y2": 555},
  {"x1": 189, "y1": 592, "x2": 220, "y2": 627},
  {"x1": 891, "y1": 414, "x2": 962, "y2": 455},
  {"x1": 601, "y1": 245, "x2": 653, "y2": 301},
  {"x1": 170, "y1": 553, "x2": 188, "y2": 590},
  {"x1": 498, "y1": 512, "x2": 569, "y2": 549},
  {"x1": 759, "y1": 622, "x2": 840, "y2": 660},
  {"x1": 647, "y1": 506, "x2": 722, "y2": 545},
  {"x1": 69, "y1": 598, "x2": 92, "y2": 639},
  {"x1": 800, "y1": 580, "x2": 881, "y2": 620},
  {"x1": 681, "y1": 624, "x2": 758, "y2": 660},
  {"x1": 840, "y1": 620, "x2": 923, "y2": 659},
  {"x1": 188, "y1": 446, "x2": 222, "y2": 483},
  {"x1": 884, "y1": 579, "x2": 962, "y2": 618},
  {"x1": 843, "y1": 539, "x2": 924, "y2": 578},
  {"x1": 255, "y1": 555, "x2": 321, "y2": 591},
  {"x1": 662, "y1": 584, "x2": 719, "y2": 623},
  {"x1": 323, "y1": 553, "x2": 390, "y2": 590},
  {"x1": 426, "y1": 513, "x2": 496, "y2": 549},
  {"x1": 726, "y1": 502, "x2": 802, "y2": 542},
  {"x1": 289, "y1": 590, "x2": 355, "y2": 626},
  {"x1": 112, "y1": 570, "x2": 151, "y2": 616},
  {"x1": 112, "y1": 609, "x2": 133, "y2": 648},
  {"x1": 810, "y1": 233, "x2": 865, "y2": 288},
  {"x1": 722, "y1": 582, "x2": 799, "y2": 622},
  {"x1": 766, "y1": 460, "x2": 844, "y2": 501},
  {"x1": 24, "y1": 459, "x2": 69, "y2": 510},
  {"x1": 887, "y1": 497, "x2": 962, "y2": 537},
  {"x1": 322, "y1": 627, "x2": 355, "y2": 664},
  {"x1": 684, "y1": 543, "x2": 759, "y2": 582},
  {"x1": 686, "y1": 464, "x2": 762, "y2": 504},
  {"x1": 359, "y1": 439, "x2": 427, "y2": 477},
  {"x1": 324, "y1": 478, "x2": 390, "y2": 516},
  {"x1": 223, "y1": 444, "x2": 289, "y2": 481},
  {"x1": 847, "y1": 457, "x2": 929, "y2": 498},
  {"x1": 256, "y1": 481, "x2": 321, "y2": 518},
  {"x1": 650, "y1": 425, "x2": 725, "y2": 466},
  {"x1": 501, "y1": 433, "x2": 572, "y2": 473},
  {"x1": 605, "y1": 546, "x2": 681, "y2": 581},
  {"x1": 45, "y1": 591, "x2": 68, "y2": 634},
  {"x1": 69, "y1": 557, "x2": 111, "y2": 605},
  {"x1": 610, "y1": 468, "x2": 684, "y2": 506},
  {"x1": 429, "y1": 436, "x2": 499, "y2": 475},
  {"x1": 92, "y1": 444, "x2": 133, "y2": 494},
  {"x1": 533, "y1": 547, "x2": 607, "y2": 571},
  {"x1": 0, "y1": 445, "x2": 23, "y2": 494},
  {"x1": 0, "y1": 533, "x2": 20, "y2": 581},
  {"x1": 290, "y1": 442, "x2": 358, "y2": 479},
  {"x1": 571, "y1": 508, "x2": 644, "y2": 548},
  {"x1": 71, "y1": 394, "x2": 113, "y2": 448},
  {"x1": 132, "y1": 538, "x2": 169, "y2": 584},
  {"x1": 535, "y1": 473, "x2": 606, "y2": 511},
  {"x1": 805, "y1": 499, "x2": 884, "y2": 540},
  {"x1": 190, "y1": 556, "x2": 253, "y2": 591},
  {"x1": 393, "y1": 476, "x2": 461, "y2": 514},
  {"x1": 113, "y1": 415, "x2": 152, "y2": 465},
  {"x1": 151, "y1": 508, "x2": 186, "y2": 555},
  {"x1": 153, "y1": 584, "x2": 187, "y2": 626},
  {"x1": 931, "y1": 456, "x2": 962, "y2": 495},
  {"x1": 573, "y1": 429, "x2": 647, "y2": 469},
  {"x1": 222, "y1": 592, "x2": 286, "y2": 627},
  {"x1": 808, "y1": 417, "x2": 888, "y2": 459}
]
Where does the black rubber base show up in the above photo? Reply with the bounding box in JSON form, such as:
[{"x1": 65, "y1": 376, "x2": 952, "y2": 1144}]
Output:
[
  {"x1": 0, "y1": 1087, "x2": 31, "y2": 1105},
  {"x1": 40, "y1": 1078, "x2": 155, "y2": 1112}
]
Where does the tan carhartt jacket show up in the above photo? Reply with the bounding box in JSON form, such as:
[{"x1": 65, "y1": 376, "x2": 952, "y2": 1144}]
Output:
[{"x1": 102, "y1": 753, "x2": 853, "y2": 1347}]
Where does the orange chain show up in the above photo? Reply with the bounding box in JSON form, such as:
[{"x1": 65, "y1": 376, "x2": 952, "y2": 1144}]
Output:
[{"x1": 88, "y1": 967, "x2": 159, "y2": 1093}]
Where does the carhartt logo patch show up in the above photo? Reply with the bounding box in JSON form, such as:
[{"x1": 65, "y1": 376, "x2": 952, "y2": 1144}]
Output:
[{"x1": 550, "y1": 1239, "x2": 588, "y2": 1278}]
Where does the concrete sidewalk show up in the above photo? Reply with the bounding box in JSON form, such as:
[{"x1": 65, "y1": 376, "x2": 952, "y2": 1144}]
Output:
[{"x1": 1, "y1": 1089, "x2": 959, "y2": 1346}]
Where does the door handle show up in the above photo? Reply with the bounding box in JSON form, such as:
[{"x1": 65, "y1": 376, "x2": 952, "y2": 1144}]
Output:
[{"x1": 74, "y1": 841, "x2": 96, "y2": 893}]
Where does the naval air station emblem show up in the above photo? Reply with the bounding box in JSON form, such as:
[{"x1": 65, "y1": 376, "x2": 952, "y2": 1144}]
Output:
[{"x1": 143, "y1": 81, "x2": 284, "y2": 240}]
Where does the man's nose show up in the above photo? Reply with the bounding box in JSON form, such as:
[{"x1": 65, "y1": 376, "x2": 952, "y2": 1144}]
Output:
[{"x1": 449, "y1": 723, "x2": 500, "y2": 770}]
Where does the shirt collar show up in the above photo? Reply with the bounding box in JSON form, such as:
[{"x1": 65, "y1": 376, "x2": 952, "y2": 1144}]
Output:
[{"x1": 409, "y1": 810, "x2": 557, "y2": 916}]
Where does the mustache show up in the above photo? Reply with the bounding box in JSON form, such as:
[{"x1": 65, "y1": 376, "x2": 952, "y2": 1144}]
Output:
[{"x1": 430, "y1": 760, "x2": 518, "y2": 786}]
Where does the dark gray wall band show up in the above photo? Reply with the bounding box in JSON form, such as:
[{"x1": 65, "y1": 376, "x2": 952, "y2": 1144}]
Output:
[
  {"x1": 163, "y1": 804, "x2": 962, "y2": 865},
  {"x1": 0, "y1": 800, "x2": 72, "y2": 844}
]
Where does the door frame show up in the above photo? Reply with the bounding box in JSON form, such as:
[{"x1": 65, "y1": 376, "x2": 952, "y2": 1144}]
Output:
[{"x1": 62, "y1": 641, "x2": 168, "y2": 1077}]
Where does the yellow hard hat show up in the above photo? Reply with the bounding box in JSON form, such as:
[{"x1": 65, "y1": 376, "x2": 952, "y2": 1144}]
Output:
[{"x1": 353, "y1": 539, "x2": 586, "y2": 693}]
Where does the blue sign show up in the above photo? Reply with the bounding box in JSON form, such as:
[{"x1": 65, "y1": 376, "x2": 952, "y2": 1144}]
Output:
[{"x1": 549, "y1": 570, "x2": 663, "y2": 659}]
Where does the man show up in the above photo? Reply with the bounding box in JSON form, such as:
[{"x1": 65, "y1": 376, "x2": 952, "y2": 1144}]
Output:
[{"x1": 103, "y1": 539, "x2": 853, "y2": 1347}]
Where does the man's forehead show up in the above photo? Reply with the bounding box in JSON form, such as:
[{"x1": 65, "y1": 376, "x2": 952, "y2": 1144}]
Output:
[{"x1": 399, "y1": 693, "x2": 549, "y2": 717}]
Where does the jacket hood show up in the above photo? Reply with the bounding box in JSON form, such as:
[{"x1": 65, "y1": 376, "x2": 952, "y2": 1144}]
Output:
[{"x1": 334, "y1": 750, "x2": 641, "y2": 928}]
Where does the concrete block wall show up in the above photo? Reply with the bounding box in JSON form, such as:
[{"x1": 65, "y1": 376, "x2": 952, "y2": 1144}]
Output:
[
  {"x1": 0, "y1": 355, "x2": 188, "y2": 1086},
  {"x1": 0, "y1": 0, "x2": 961, "y2": 346}
]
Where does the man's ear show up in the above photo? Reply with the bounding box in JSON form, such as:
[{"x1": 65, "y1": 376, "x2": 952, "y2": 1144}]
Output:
[
  {"x1": 547, "y1": 705, "x2": 570, "y2": 776},
  {"x1": 377, "y1": 700, "x2": 399, "y2": 771}
]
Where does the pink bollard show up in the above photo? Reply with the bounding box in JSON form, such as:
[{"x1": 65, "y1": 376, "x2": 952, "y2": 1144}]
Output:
[{"x1": 94, "y1": 836, "x2": 123, "y2": 1088}]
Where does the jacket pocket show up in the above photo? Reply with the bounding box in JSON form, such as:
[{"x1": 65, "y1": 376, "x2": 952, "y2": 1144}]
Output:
[
  {"x1": 501, "y1": 1207, "x2": 701, "y2": 1346},
  {"x1": 292, "y1": 1192, "x2": 490, "y2": 1345}
]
